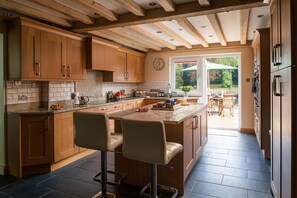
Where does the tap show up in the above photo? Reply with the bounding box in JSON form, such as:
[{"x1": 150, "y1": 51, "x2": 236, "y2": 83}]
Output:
[{"x1": 167, "y1": 83, "x2": 172, "y2": 97}]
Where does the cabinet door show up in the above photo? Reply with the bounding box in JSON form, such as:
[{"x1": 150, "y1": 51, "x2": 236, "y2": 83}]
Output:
[
  {"x1": 66, "y1": 38, "x2": 86, "y2": 80},
  {"x1": 200, "y1": 109, "x2": 208, "y2": 147},
  {"x1": 21, "y1": 115, "x2": 53, "y2": 166},
  {"x1": 134, "y1": 100, "x2": 144, "y2": 108},
  {"x1": 271, "y1": 73, "x2": 281, "y2": 198},
  {"x1": 136, "y1": 56, "x2": 145, "y2": 82},
  {"x1": 114, "y1": 51, "x2": 127, "y2": 82},
  {"x1": 126, "y1": 53, "x2": 137, "y2": 82},
  {"x1": 21, "y1": 26, "x2": 41, "y2": 79},
  {"x1": 41, "y1": 31, "x2": 66, "y2": 79},
  {"x1": 183, "y1": 117, "x2": 195, "y2": 179},
  {"x1": 193, "y1": 115, "x2": 201, "y2": 160},
  {"x1": 54, "y1": 112, "x2": 79, "y2": 162},
  {"x1": 270, "y1": 1, "x2": 280, "y2": 72},
  {"x1": 279, "y1": 0, "x2": 291, "y2": 69}
]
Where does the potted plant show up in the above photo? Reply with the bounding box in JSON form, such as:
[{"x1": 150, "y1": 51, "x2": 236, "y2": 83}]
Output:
[{"x1": 179, "y1": 86, "x2": 192, "y2": 97}]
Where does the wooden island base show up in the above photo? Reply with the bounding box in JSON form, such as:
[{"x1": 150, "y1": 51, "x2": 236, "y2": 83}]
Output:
[{"x1": 112, "y1": 105, "x2": 208, "y2": 195}]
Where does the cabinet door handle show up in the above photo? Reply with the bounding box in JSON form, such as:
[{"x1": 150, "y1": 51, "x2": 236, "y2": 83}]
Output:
[
  {"x1": 62, "y1": 65, "x2": 66, "y2": 77},
  {"x1": 35, "y1": 62, "x2": 40, "y2": 76},
  {"x1": 273, "y1": 75, "x2": 281, "y2": 96},
  {"x1": 126, "y1": 72, "x2": 129, "y2": 80},
  {"x1": 67, "y1": 66, "x2": 71, "y2": 77}
]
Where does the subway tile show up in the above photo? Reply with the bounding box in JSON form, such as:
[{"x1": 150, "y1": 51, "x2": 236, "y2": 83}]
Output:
[
  {"x1": 192, "y1": 181, "x2": 248, "y2": 198},
  {"x1": 222, "y1": 176, "x2": 271, "y2": 192},
  {"x1": 203, "y1": 164, "x2": 248, "y2": 178}
]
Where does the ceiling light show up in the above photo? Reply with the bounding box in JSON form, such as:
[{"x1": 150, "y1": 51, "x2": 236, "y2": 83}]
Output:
[
  {"x1": 178, "y1": 28, "x2": 183, "y2": 31},
  {"x1": 257, "y1": 15, "x2": 264, "y2": 18},
  {"x1": 157, "y1": 31, "x2": 162, "y2": 34},
  {"x1": 201, "y1": 26, "x2": 207, "y2": 29},
  {"x1": 209, "y1": 35, "x2": 213, "y2": 37},
  {"x1": 170, "y1": 38, "x2": 174, "y2": 41},
  {"x1": 149, "y1": 2, "x2": 156, "y2": 6}
]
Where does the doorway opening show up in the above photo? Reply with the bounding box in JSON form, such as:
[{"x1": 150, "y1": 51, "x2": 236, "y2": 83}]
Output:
[{"x1": 170, "y1": 53, "x2": 240, "y2": 131}]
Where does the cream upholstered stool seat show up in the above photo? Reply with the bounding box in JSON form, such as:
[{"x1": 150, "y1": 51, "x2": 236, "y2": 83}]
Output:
[
  {"x1": 121, "y1": 119, "x2": 183, "y2": 198},
  {"x1": 74, "y1": 112, "x2": 126, "y2": 198}
]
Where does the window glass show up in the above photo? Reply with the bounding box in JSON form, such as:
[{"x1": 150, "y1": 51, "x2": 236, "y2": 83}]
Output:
[{"x1": 174, "y1": 61, "x2": 198, "y2": 92}]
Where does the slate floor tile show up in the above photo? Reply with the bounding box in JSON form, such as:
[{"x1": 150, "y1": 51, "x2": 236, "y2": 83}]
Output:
[
  {"x1": 192, "y1": 162, "x2": 205, "y2": 171},
  {"x1": 0, "y1": 175, "x2": 18, "y2": 188},
  {"x1": 198, "y1": 157, "x2": 226, "y2": 166},
  {"x1": 184, "y1": 179, "x2": 196, "y2": 192},
  {"x1": 0, "y1": 192, "x2": 9, "y2": 198},
  {"x1": 0, "y1": 180, "x2": 51, "y2": 198},
  {"x1": 228, "y1": 150, "x2": 262, "y2": 158},
  {"x1": 73, "y1": 159, "x2": 101, "y2": 172},
  {"x1": 188, "y1": 171, "x2": 223, "y2": 184},
  {"x1": 248, "y1": 171, "x2": 270, "y2": 182},
  {"x1": 248, "y1": 190, "x2": 273, "y2": 198},
  {"x1": 192, "y1": 181, "x2": 248, "y2": 198},
  {"x1": 40, "y1": 190, "x2": 79, "y2": 198},
  {"x1": 23, "y1": 173, "x2": 55, "y2": 185},
  {"x1": 182, "y1": 190, "x2": 217, "y2": 198},
  {"x1": 226, "y1": 161, "x2": 270, "y2": 172},
  {"x1": 208, "y1": 153, "x2": 247, "y2": 162},
  {"x1": 204, "y1": 147, "x2": 229, "y2": 154},
  {"x1": 38, "y1": 175, "x2": 99, "y2": 197},
  {"x1": 203, "y1": 164, "x2": 248, "y2": 178},
  {"x1": 222, "y1": 176, "x2": 271, "y2": 193}
]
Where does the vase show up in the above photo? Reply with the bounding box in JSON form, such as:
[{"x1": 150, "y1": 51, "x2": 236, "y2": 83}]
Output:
[{"x1": 184, "y1": 92, "x2": 188, "y2": 97}]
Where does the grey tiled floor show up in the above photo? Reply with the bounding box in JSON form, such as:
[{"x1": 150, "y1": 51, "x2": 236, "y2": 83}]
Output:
[{"x1": 0, "y1": 129, "x2": 272, "y2": 198}]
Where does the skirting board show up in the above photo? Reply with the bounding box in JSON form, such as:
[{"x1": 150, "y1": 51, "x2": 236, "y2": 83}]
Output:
[{"x1": 240, "y1": 128, "x2": 255, "y2": 134}]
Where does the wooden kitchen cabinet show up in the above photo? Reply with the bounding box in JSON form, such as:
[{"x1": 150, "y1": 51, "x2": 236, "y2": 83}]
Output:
[
  {"x1": 103, "y1": 48, "x2": 146, "y2": 82},
  {"x1": 54, "y1": 112, "x2": 79, "y2": 162},
  {"x1": 87, "y1": 37, "x2": 119, "y2": 71},
  {"x1": 7, "y1": 17, "x2": 86, "y2": 81},
  {"x1": 183, "y1": 116, "x2": 195, "y2": 179},
  {"x1": 123, "y1": 101, "x2": 135, "y2": 110},
  {"x1": 7, "y1": 113, "x2": 54, "y2": 177}
]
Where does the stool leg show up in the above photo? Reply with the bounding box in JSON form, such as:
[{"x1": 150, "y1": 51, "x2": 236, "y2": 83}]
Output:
[
  {"x1": 101, "y1": 151, "x2": 107, "y2": 197},
  {"x1": 150, "y1": 164, "x2": 157, "y2": 198}
]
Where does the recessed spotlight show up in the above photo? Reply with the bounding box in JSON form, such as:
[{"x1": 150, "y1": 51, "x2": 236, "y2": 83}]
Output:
[
  {"x1": 253, "y1": 30, "x2": 256, "y2": 33},
  {"x1": 149, "y1": 2, "x2": 156, "y2": 6},
  {"x1": 157, "y1": 31, "x2": 162, "y2": 34},
  {"x1": 178, "y1": 28, "x2": 183, "y2": 31},
  {"x1": 209, "y1": 35, "x2": 213, "y2": 37},
  {"x1": 257, "y1": 14, "x2": 264, "y2": 18},
  {"x1": 170, "y1": 38, "x2": 174, "y2": 41},
  {"x1": 201, "y1": 25, "x2": 207, "y2": 29}
]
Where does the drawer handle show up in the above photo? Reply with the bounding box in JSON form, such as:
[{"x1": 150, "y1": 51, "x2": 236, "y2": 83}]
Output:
[
  {"x1": 35, "y1": 62, "x2": 40, "y2": 76},
  {"x1": 62, "y1": 65, "x2": 66, "y2": 77},
  {"x1": 101, "y1": 108, "x2": 107, "y2": 110}
]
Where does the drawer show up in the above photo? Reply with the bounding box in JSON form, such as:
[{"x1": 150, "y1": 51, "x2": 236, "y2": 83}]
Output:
[
  {"x1": 123, "y1": 101, "x2": 135, "y2": 110},
  {"x1": 97, "y1": 105, "x2": 111, "y2": 113}
]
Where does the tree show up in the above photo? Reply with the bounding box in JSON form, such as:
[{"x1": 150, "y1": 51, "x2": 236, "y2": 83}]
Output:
[
  {"x1": 175, "y1": 64, "x2": 183, "y2": 88},
  {"x1": 222, "y1": 70, "x2": 232, "y2": 88}
]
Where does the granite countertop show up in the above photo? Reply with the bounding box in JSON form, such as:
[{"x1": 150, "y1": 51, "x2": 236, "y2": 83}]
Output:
[
  {"x1": 7, "y1": 97, "x2": 146, "y2": 115},
  {"x1": 109, "y1": 103, "x2": 207, "y2": 124}
]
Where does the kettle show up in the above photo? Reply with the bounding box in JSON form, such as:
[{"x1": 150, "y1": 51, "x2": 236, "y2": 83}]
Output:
[{"x1": 79, "y1": 96, "x2": 89, "y2": 105}]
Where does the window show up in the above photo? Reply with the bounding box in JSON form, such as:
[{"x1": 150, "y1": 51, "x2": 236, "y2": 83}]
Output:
[{"x1": 171, "y1": 58, "x2": 202, "y2": 96}]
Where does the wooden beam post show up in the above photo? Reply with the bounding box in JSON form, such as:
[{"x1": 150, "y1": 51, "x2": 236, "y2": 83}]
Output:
[
  {"x1": 117, "y1": 0, "x2": 145, "y2": 16},
  {"x1": 156, "y1": 0, "x2": 176, "y2": 12},
  {"x1": 198, "y1": 0, "x2": 210, "y2": 7},
  {"x1": 207, "y1": 13, "x2": 227, "y2": 46},
  {"x1": 240, "y1": 9, "x2": 251, "y2": 45}
]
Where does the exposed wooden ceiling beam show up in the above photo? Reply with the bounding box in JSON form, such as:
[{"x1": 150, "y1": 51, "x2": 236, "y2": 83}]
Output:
[
  {"x1": 156, "y1": 0, "x2": 175, "y2": 12},
  {"x1": 89, "y1": 30, "x2": 148, "y2": 52},
  {"x1": 28, "y1": 0, "x2": 94, "y2": 24},
  {"x1": 127, "y1": 26, "x2": 176, "y2": 50},
  {"x1": 207, "y1": 13, "x2": 227, "y2": 46},
  {"x1": 109, "y1": 28, "x2": 162, "y2": 51},
  {"x1": 0, "y1": 0, "x2": 72, "y2": 27},
  {"x1": 72, "y1": 0, "x2": 264, "y2": 32},
  {"x1": 117, "y1": 0, "x2": 145, "y2": 16},
  {"x1": 73, "y1": 0, "x2": 118, "y2": 21},
  {"x1": 152, "y1": 22, "x2": 192, "y2": 49},
  {"x1": 176, "y1": 18, "x2": 209, "y2": 47},
  {"x1": 198, "y1": 0, "x2": 210, "y2": 7},
  {"x1": 240, "y1": 9, "x2": 250, "y2": 45}
]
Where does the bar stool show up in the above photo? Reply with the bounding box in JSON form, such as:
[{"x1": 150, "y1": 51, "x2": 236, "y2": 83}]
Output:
[
  {"x1": 121, "y1": 120, "x2": 183, "y2": 198},
  {"x1": 73, "y1": 112, "x2": 126, "y2": 198}
]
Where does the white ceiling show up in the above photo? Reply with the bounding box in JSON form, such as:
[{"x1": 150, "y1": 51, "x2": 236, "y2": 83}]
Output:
[{"x1": 1, "y1": 0, "x2": 270, "y2": 51}]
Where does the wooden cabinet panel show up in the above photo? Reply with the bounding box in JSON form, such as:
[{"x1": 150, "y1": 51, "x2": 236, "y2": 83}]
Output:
[
  {"x1": 123, "y1": 101, "x2": 135, "y2": 110},
  {"x1": 183, "y1": 117, "x2": 195, "y2": 179},
  {"x1": 21, "y1": 26, "x2": 41, "y2": 79},
  {"x1": 126, "y1": 53, "x2": 137, "y2": 82},
  {"x1": 194, "y1": 115, "x2": 201, "y2": 161},
  {"x1": 270, "y1": 0, "x2": 280, "y2": 72},
  {"x1": 200, "y1": 108, "x2": 208, "y2": 147},
  {"x1": 54, "y1": 112, "x2": 79, "y2": 162},
  {"x1": 21, "y1": 115, "x2": 53, "y2": 166},
  {"x1": 66, "y1": 38, "x2": 86, "y2": 80},
  {"x1": 144, "y1": 99, "x2": 165, "y2": 105},
  {"x1": 136, "y1": 56, "x2": 145, "y2": 82},
  {"x1": 134, "y1": 99, "x2": 144, "y2": 108},
  {"x1": 41, "y1": 31, "x2": 66, "y2": 79}
]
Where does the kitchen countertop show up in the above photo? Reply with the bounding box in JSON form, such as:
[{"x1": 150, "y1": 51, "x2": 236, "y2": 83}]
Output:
[
  {"x1": 109, "y1": 103, "x2": 207, "y2": 124},
  {"x1": 7, "y1": 96, "x2": 203, "y2": 115}
]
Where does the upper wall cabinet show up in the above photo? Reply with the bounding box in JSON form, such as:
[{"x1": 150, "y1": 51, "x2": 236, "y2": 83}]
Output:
[
  {"x1": 7, "y1": 17, "x2": 86, "y2": 81},
  {"x1": 103, "y1": 48, "x2": 146, "y2": 83},
  {"x1": 86, "y1": 37, "x2": 119, "y2": 71}
]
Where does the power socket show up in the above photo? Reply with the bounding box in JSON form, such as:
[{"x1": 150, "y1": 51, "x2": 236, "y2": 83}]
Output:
[{"x1": 18, "y1": 95, "x2": 28, "y2": 101}]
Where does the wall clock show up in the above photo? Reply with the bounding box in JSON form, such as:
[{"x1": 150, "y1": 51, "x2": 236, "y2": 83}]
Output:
[{"x1": 153, "y1": 58, "x2": 165, "y2": 71}]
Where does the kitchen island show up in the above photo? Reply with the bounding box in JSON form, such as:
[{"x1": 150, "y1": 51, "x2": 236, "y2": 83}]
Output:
[{"x1": 109, "y1": 103, "x2": 208, "y2": 195}]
